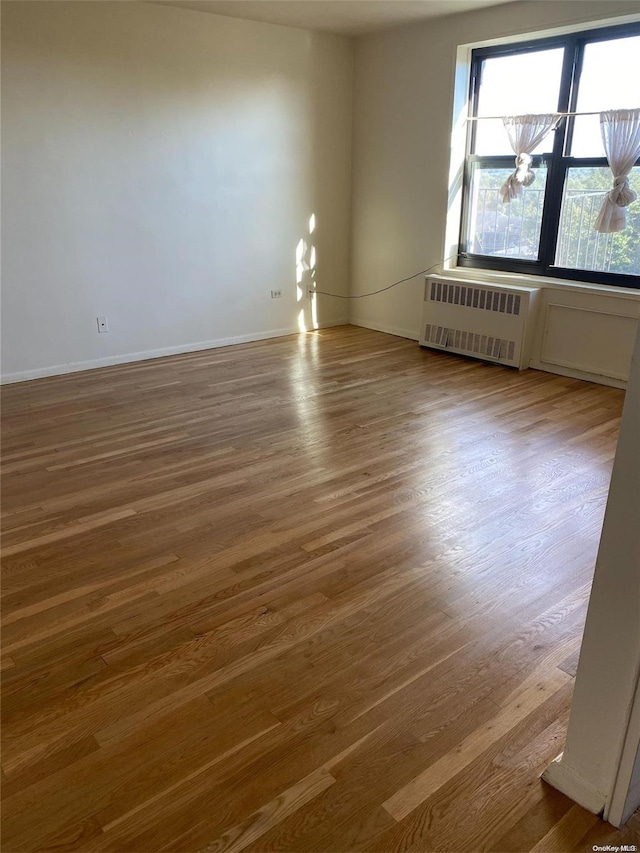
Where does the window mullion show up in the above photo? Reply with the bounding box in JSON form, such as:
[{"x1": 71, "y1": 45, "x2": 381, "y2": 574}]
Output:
[
  {"x1": 563, "y1": 37, "x2": 585, "y2": 156},
  {"x1": 538, "y1": 36, "x2": 579, "y2": 273},
  {"x1": 468, "y1": 55, "x2": 482, "y2": 156},
  {"x1": 457, "y1": 53, "x2": 483, "y2": 255}
]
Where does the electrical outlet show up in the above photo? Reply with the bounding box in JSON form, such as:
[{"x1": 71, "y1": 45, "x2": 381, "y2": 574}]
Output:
[
  {"x1": 270, "y1": 289, "x2": 282, "y2": 299},
  {"x1": 97, "y1": 316, "x2": 109, "y2": 333}
]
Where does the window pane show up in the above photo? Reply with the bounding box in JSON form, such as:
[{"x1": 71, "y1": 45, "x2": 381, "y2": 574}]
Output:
[
  {"x1": 570, "y1": 35, "x2": 640, "y2": 157},
  {"x1": 475, "y1": 48, "x2": 564, "y2": 155},
  {"x1": 555, "y1": 167, "x2": 640, "y2": 275},
  {"x1": 467, "y1": 165, "x2": 547, "y2": 259}
]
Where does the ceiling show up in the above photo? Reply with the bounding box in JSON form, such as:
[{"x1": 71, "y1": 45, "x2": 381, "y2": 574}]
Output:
[{"x1": 152, "y1": 0, "x2": 517, "y2": 36}]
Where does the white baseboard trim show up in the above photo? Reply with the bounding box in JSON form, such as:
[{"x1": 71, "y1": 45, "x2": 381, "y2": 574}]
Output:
[
  {"x1": 350, "y1": 319, "x2": 627, "y2": 388},
  {"x1": 542, "y1": 753, "x2": 607, "y2": 815},
  {"x1": 1, "y1": 320, "x2": 348, "y2": 385},
  {"x1": 349, "y1": 318, "x2": 418, "y2": 341},
  {"x1": 529, "y1": 359, "x2": 627, "y2": 389},
  {"x1": 9, "y1": 320, "x2": 624, "y2": 388}
]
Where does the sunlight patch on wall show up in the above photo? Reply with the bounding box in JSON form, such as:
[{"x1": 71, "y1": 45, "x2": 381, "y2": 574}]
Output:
[{"x1": 294, "y1": 214, "x2": 319, "y2": 327}]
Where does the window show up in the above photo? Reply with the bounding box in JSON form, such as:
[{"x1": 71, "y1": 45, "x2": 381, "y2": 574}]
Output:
[{"x1": 459, "y1": 23, "x2": 640, "y2": 287}]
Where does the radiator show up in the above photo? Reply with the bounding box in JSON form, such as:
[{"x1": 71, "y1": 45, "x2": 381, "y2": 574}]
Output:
[{"x1": 419, "y1": 277, "x2": 541, "y2": 369}]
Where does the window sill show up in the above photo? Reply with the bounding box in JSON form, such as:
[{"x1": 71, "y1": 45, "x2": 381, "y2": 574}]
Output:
[{"x1": 439, "y1": 266, "x2": 640, "y2": 301}]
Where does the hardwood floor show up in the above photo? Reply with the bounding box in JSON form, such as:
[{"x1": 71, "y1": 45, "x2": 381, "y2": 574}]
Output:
[{"x1": 1, "y1": 325, "x2": 637, "y2": 852}]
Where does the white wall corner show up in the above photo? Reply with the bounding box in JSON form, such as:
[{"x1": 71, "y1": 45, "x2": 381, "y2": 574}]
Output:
[{"x1": 542, "y1": 753, "x2": 607, "y2": 815}]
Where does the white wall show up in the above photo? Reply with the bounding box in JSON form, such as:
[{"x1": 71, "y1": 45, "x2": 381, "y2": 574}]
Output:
[
  {"x1": 1, "y1": 1, "x2": 353, "y2": 382},
  {"x1": 543, "y1": 321, "x2": 640, "y2": 825},
  {"x1": 349, "y1": 0, "x2": 640, "y2": 383},
  {"x1": 624, "y1": 743, "x2": 640, "y2": 825},
  {"x1": 4, "y1": 0, "x2": 640, "y2": 386}
]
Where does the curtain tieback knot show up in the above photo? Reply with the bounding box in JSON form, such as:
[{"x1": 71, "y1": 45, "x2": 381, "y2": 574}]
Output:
[
  {"x1": 514, "y1": 152, "x2": 535, "y2": 187},
  {"x1": 608, "y1": 175, "x2": 637, "y2": 208}
]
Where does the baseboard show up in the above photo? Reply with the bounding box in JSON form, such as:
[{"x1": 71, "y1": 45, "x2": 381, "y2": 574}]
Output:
[
  {"x1": 349, "y1": 319, "x2": 626, "y2": 387},
  {"x1": 529, "y1": 360, "x2": 627, "y2": 389},
  {"x1": 1, "y1": 320, "x2": 348, "y2": 385},
  {"x1": 349, "y1": 318, "x2": 418, "y2": 341},
  {"x1": 542, "y1": 753, "x2": 607, "y2": 815},
  {"x1": 6, "y1": 320, "x2": 624, "y2": 389}
]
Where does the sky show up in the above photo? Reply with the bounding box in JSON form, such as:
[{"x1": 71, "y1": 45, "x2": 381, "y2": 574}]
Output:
[{"x1": 474, "y1": 34, "x2": 640, "y2": 157}]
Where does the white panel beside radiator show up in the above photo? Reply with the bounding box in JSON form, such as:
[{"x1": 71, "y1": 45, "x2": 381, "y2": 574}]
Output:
[
  {"x1": 419, "y1": 277, "x2": 540, "y2": 369},
  {"x1": 529, "y1": 287, "x2": 640, "y2": 387},
  {"x1": 540, "y1": 304, "x2": 638, "y2": 381}
]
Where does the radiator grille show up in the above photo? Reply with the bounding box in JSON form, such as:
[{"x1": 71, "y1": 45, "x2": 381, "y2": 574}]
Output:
[
  {"x1": 424, "y1": 324, "x2": 516, "y2": 363},
  {"x1": 429, "y1": 280, "x2": 521, "y2": 316}
]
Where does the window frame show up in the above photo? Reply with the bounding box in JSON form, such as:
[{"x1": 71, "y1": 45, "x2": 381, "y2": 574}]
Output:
[{"x1": 457, "y1": 21, "x2": 640, "y2": 289}]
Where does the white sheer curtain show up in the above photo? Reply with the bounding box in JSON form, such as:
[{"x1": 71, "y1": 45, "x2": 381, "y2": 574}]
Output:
[
  {"x1": 500, "y1": 114, "x2": 559, "y2": 203},
  {"x1": 594, "y1": 108, "x2": 640, "y2": 233}
]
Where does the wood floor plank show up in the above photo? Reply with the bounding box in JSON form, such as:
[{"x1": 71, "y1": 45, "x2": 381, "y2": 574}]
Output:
[
  {"x1": 196, "y1": 767, "x2": 336, "y2": 853},
  {"x1": 382, "y1": 668, "x2": 572, "y2": 821},
  {"x1": 1, "y1": 326, "x2": 634, "y2": 852},
  {"x1": 530, "y1": 803, "x2": 600, "y2": 852}
]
